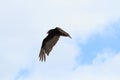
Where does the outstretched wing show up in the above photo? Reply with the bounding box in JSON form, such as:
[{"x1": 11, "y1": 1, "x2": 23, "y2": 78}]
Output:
[
  {"x1": 56, "y1": 27, "x2": 71, "y2": 38},
  {"x1": 39, "y1": 35, "x2": 60, "y2": 62}
]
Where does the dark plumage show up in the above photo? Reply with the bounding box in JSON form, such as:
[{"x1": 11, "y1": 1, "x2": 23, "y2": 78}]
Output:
[{"x1": 39, "y1": 27, "x2": 71, "y2": 62}]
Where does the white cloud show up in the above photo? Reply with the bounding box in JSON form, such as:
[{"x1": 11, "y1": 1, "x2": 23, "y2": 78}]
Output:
[
  {"x1": 70, "y1": 52, "x2": 120, "y2": 80},
  {"x1": 20, "y1": 52, "x2": 120, "y2": 80}
]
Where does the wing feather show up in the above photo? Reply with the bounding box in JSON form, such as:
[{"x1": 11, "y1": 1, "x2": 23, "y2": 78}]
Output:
[
  {"x1": 44, "y1": 35, "x2": 60, "y2": 55},
  {"x1": 39, "y1": 48, "x2": 46, "y2": 62},
  {"x1": 39, "y1": 35, "x2": 60, "y2": 62}
]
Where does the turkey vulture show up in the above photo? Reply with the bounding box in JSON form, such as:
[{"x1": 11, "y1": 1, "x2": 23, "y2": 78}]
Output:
[{"x1": 39, "y1": 27, "x2": 71, "y2": 62}]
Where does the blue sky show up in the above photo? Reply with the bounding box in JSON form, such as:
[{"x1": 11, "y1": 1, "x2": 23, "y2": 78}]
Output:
[
  {"x1": 0, "y1": 0, "x2": 120, "y2": 80},
  {"x1": 77, "y1": 22, "x2": 120, "y2": 65}
]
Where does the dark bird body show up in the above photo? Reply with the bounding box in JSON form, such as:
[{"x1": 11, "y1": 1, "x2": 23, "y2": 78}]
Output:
[{"x1": 39, "y1": 27, "x2": 71, "y2": 62}]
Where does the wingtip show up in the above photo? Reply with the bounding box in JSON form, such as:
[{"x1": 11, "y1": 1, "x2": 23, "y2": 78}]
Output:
[
  {"x1": 39, "y1": 48, "x2": 46, "y2": 62},
  {"x1": 68, "y1": 35, "x2": 72, "y2": 39}
]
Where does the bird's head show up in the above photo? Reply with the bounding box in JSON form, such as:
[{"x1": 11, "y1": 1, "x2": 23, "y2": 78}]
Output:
[{"x1": 47, "y1": 29, "x2": 53, "y2": 34}]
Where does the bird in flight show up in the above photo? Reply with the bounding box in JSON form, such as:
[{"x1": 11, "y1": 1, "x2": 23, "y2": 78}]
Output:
[{"x1": 39, "y1": 27, "x2": 71, "y2": 62}]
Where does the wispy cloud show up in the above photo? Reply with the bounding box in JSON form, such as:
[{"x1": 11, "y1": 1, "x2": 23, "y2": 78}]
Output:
[{"x1": 15, "y1": 69, "x2": 30, "y2": 80}]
